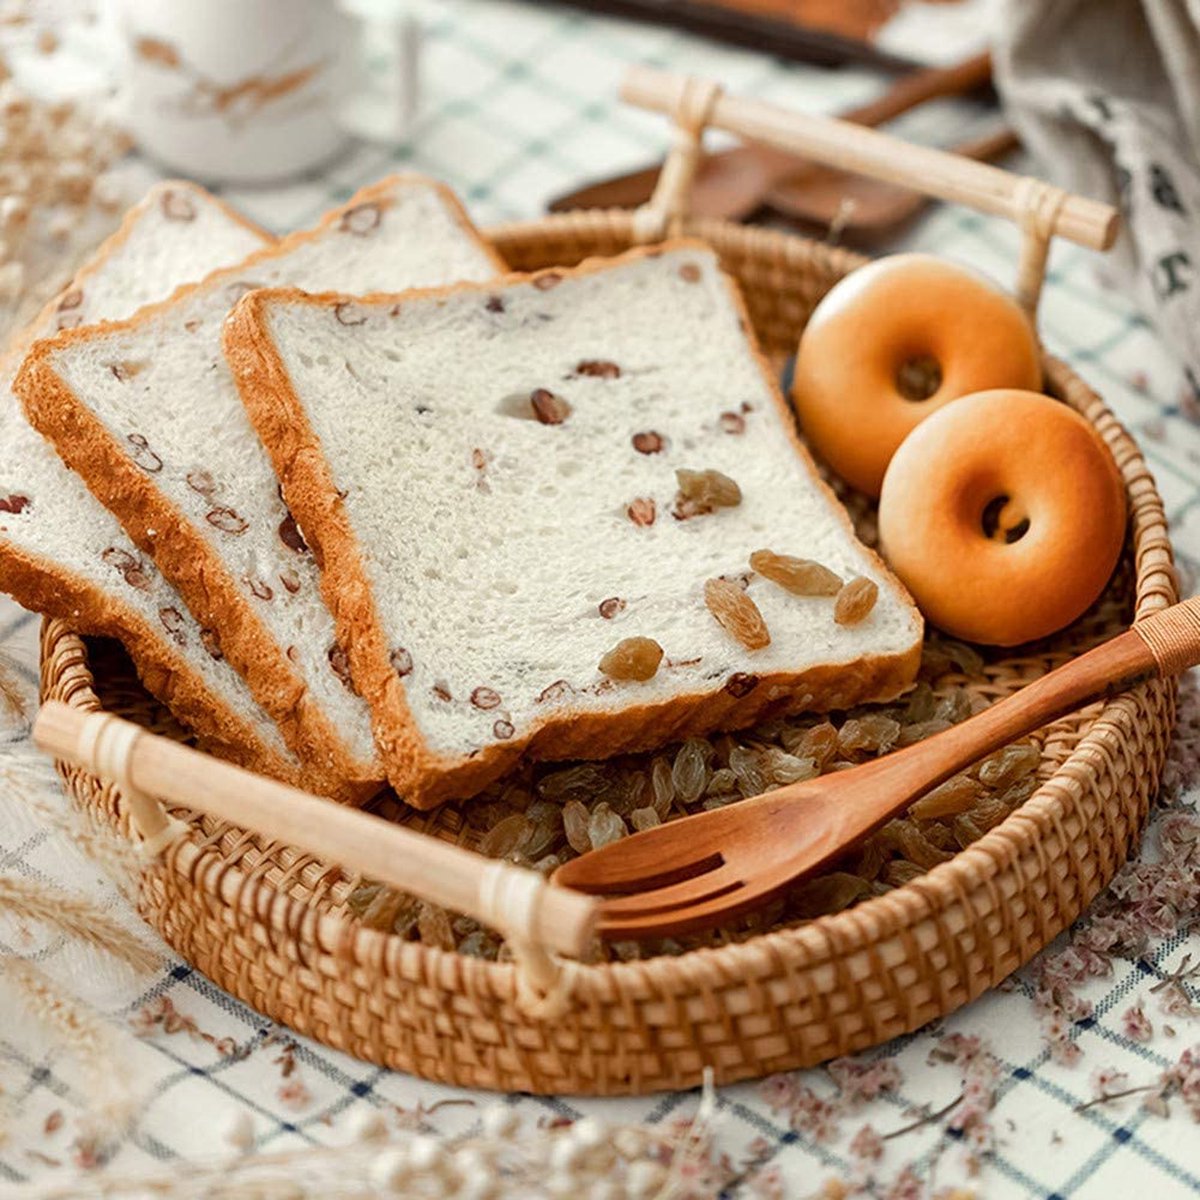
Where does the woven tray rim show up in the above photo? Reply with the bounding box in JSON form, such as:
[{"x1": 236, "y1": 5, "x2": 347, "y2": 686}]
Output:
[{"x1": 38, "y1": 210, "x2": 1179, "y2": 1092}]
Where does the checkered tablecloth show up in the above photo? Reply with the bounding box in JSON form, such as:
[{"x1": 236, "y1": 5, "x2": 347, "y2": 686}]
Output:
[{"x1": 2, "y1": 2, "x2": 1199, "y2": 1197}]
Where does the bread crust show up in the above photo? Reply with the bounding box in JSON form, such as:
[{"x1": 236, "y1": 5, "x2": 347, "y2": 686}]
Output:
[
  {"x1": 15, "y1": 175, "x2": 502, "y2": 803},
  {"x1": 0, "y1": 539, "x2": 304, "y2": 782},
  {"x1": 0, "y1": 181, "x2": 303, "y2": 784},
  {"x1": 6, "y1": 180, "x2": 275, "y2": 358},
  {"x1": 224, "y1": 240, "x2": 924, "y2": 809}
]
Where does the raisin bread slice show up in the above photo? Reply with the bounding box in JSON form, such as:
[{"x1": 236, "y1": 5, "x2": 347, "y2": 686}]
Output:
[
  {"x1": 0, "y1": 182, "x2": 303, "y2": 783},
  {"x1": 223, "y1": 242, "x2": 924, "y2": 809},
  {"x1": 17, "y1": 175, "x2": 503, "y2": 798}
]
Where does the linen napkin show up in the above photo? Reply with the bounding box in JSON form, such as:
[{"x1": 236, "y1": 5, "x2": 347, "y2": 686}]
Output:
[{"x1": 992, "y1": 0, "x2": 1200, "y2": 396}]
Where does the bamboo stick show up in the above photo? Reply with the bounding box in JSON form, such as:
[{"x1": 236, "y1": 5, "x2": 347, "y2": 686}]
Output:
[{"x1": 621, "y1": 66, "x2": 1118, "y2": 251}]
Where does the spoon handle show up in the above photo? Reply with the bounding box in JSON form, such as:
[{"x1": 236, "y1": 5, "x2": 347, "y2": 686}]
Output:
[{"x1": 839, "y1": 600, "x2": 1198, "y2": 820}]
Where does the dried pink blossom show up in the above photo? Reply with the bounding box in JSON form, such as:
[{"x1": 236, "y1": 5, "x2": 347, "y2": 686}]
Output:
[
  {"x1": 849, "y1": 1123, "x2": 883, "y2": 1161},
  {"x1": 1090, "y1": 1067, "x2": 1130, "y2": 1099},
  {"x1": 1122, "y1": 1002, "x2": 1154, "y2": 1042},
  {"x1": 278, "y1": 1079, "x2": 313, "y2": 1111}
]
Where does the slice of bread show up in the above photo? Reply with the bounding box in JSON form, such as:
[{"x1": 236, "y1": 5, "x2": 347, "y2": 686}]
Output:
[
  {"x1": 0, "y1": 182, "x2": 303, "y2": 783},
  {"x1": 224, "y1": 242, "x2": 925, "y2": 809},
  {"x1": 17, "y1": 175, "x2": 504, "y2": 798}
]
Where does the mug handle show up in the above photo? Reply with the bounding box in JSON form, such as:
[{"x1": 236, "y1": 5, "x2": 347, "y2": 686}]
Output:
[{"x1": 335, "y1": 0, "x2": 420, "y2": 145}]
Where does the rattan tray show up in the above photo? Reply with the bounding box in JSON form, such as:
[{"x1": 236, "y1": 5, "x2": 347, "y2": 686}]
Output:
[{"x1": 38, "y1": 73, "x2": 1177, "y2": 1095}]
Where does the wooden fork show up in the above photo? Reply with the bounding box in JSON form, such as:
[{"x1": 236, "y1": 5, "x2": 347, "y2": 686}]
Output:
[{"x1": 553, "y1": 598, "x2": 1200, "y2": 940}]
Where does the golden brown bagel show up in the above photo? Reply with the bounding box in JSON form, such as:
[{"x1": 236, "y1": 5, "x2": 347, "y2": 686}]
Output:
[
  {"x1": 792, "y1": 254, "x2": 1042, "y2": 497},
  {"x1": 878, "y1": 389, "x2": 1126, "y2": 646}
]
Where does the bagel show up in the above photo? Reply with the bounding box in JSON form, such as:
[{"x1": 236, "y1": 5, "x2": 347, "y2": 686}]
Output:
[
  {"x1": 878, "y1": 389, "x2": 1126, "y2": 646},
  {"x1": 792, "y1": 254, "x2": 1042, "y2": 497}
]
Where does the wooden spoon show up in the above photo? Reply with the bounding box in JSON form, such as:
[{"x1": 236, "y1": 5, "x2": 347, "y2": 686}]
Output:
[
  {"x1": 768, "y1": 125, "x2": 1019, "y2": 239},
  {"x1": 553, "y1": 598, "x2": 1197, "y2": 940},
  {"x1": 547, "y1": 51, "x2": 995, "y2": 221}
]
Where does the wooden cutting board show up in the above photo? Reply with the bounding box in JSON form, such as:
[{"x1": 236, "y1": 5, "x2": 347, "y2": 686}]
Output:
[{"x1": 550, "y1": 0, "x2": 966, "y2": 67}]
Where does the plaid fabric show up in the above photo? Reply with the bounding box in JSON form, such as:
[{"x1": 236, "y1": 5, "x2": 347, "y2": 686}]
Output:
[{"x1": 1, "y1": 2, "x2": 1198, "y2": 1196}]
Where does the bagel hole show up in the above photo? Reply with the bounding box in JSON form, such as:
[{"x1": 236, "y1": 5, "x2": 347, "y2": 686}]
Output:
[
  {"x1": 895, "y1": 354, "x2": 943, "y2": 402},
  {"x1": 981, "y1": 495, "x2": 1030, "y2": 544}
]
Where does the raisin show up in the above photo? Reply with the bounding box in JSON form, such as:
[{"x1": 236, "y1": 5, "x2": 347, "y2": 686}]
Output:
[
  {"x1": 158, "y1": 606, "x2": 187, "y2": 646},
  {"x1": 471, "y1": 687, "x2": 501, "y2": 710},
  {"x1": 563, "y1": 801, "x2": 590, "y2": 853},
  {"x1": 391, "y1": 647, "x2": 413, "y2": 677},
  {"x1": 339, "y1": 202, "x2": 382, "y2": 235},
  {"x1": 599, "y1": 597, "x2": 625, "y2": 619},
  {"x1": 719, "y1": 411, "x2": 745, "y2": 434},
  {"x1": 278, "y1": 512, "x2": 308, "y2": 553},
  {"x1": 632, "y1": 431, "x2": 665, "y2": 454},
  {"x1": 206, "y1": 506, "x2": 248, "y2": 535},
  {"x1": 485, "y1": 295, "x2": 505, "y2": 313},
  {"x1": 672, "y1": 738, "x2": 709, "y2": 804},
  {"x1": 674, "y1": 468, "x2": 740, "y2": 518},
  {"x1": 704, "y1": 578, "x2": 770, "y2": 650},
  {"x1": 599, "y1": 636, "x2": 663, "y2": 682},
  {"x1": 530, "y1": 388, "x2": 570, "y2": 424},
  {"x1": 750, "y1": 549, "x2": 843, "y2": 597},
  {"x1": 536, "y1": 679, "x2": 573, "y2": 703},
  {"x1": 334, "y1": 301, "x2": 366, "y2": 326},
  {"x1": 724, "y1": 672, "x2": 759, "y2": 698},
  {"x1": 101, "y1": 546, "x2": 151, "y2": 591},
  {"x1": 588, "y1": 804, "x2": 627, "y2": 848},
  {"x1": 432, "y1": 681, "x2": 452, "y2": 702},
  {"x1": 493, "y1": 719, "x2": 515, "y2": 740},
  {"x1": 834, "y1": 576, "x2": 878, "y2": 626},
  {"x1": 627, "y1": 497, "x2": 656, "y2": 527},
  {"x1": 631, "y1": 807, "x2": 660, "y2": 832},
  {"x1": 109, "y1": 360, "x2": 145, "y2": 382},
  {"x1": 909, "y1": 774, "x2": 984, "y2": 820},
  {"x1": 575, "y1": 360, "x2": 620, "y2": 379},
  {"x1": 978, "y1": 743, "x2": 1040, "y2": 790},
  {"x1": 0, "y1": 493, "x2": 30, "y2": 514},
  {"x1": 200, "y1": 628, "x2": 223, "y2": 660},
  {"x1": 126, "y1": 432, "x2": 162, "y2": 473},
  {"x1": 246, "y1": 577, "x2": 274, "y2": 601},
  {"x1": 328, "y1": 645, "x2": 354, "y2": 690},
  {"x1": 186, "y1": 469, "x2": 216, "y2": 496},
  {"x1": 160, "y1": 190, "x2": 196, "y2": 221}
]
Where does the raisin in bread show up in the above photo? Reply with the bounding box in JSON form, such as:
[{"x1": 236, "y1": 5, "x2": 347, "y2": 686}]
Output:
[
  {"x1": 0, "y1": 182, "x2": 303, "y2": 784},
  {"x1": 17, "y1": 175, "x2": 504, "y2": 798},
  {"x1": 223, "y1": 242, "x2": 924, "y2": 809}
]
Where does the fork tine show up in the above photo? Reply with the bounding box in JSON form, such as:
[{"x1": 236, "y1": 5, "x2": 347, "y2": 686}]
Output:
[
  {"x1": 552, "y1": 827, "x2": 724, "y2": 894},
  {"x1": 595, "y1": 862, "x2": 745, "y2": 919},
  {"x1": 598, "y1": 875, "x2": 784, "y2": 940}
]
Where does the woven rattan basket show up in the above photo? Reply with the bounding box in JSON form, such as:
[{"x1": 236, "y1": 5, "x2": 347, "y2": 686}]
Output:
[{"x1": 38, "y1": 71, "x2": 1178, "y2": 1095}]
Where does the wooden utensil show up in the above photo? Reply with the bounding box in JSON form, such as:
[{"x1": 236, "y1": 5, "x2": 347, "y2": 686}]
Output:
[
  {"x1": 547, "y1": 51, "x2": 995, "y2": 221},
  {"x1": 31, "y1": 700, "x2": 598, "y2": 959},
  {"x1": 766, "y1": 125, "x2": 1019, "y2": 238},
  {"x1": 553, "y1": 598, "x2": 1200, "y2": 940}
]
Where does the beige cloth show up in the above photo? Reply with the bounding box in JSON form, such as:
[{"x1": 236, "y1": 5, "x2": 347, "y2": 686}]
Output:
[{"x1": 993, "y1": 0, "x2": 1200, "y2": 386}]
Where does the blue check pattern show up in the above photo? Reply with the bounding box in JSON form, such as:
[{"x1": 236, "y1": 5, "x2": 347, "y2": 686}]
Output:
[{"x1": 1, "y1": 2, "x2": 1198, "y2": 1196}]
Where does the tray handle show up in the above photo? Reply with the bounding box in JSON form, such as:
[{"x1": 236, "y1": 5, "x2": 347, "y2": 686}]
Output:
[
  {"x1": 620, "y1": 66, "x2": 1120, "y2": 318},
  {"x1": 33, "y1": 702, "x2": 597, "y2": 1008}
]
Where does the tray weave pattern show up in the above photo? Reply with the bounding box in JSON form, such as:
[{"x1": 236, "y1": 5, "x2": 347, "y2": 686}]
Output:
[{"x1": 39, "y1": 210, "x2": 1178, "y2": 1094}]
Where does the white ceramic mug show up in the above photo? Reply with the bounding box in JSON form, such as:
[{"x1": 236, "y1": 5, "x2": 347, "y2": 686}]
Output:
[{"x1": 108, "y1": 0, "x2": 417, "y2": 184}]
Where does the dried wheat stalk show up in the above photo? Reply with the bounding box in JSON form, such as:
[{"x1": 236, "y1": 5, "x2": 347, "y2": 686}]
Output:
[
  {"x1": 0, "y1": 745, "x2": 141, "y2": 885},
  {"x1": 0, "y1": 875, "x2": 159, "y2": 972},
  {"x1": 1, "y1": 958, "x2": 137, "y2": 1136}
]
